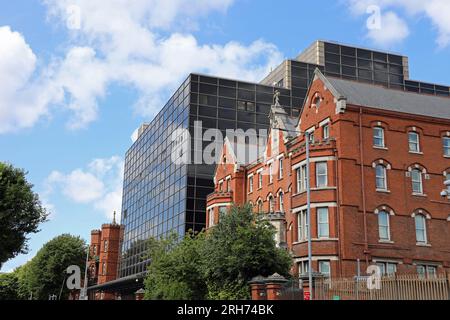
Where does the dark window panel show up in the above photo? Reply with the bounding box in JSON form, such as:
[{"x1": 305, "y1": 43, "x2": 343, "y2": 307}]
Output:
[
  {"x1": 291, "y1": 77, "x2": 310, "y2": 88},
  {"x1": 291, "y1": 67, "x2": 309, "y2": 78},
  {"x1": 389, "y1": 65, "x2": 403, "y2": 75},
  {"x1": 219, "y1": 79, "x2": 236, "y2": 87},
  {"x1": 342, "y1": 66, "x2": 356, "y2": 77},
  {"x1": 325, "y1": 52, "x2": 340, "y2": 64},
  {"x1": 190, "y1": 74, "x2": 199, "y2": 82},
  {"x1": 325, "y1": 63, "x2": 340, "y2": 74},
  {"x1": 374, "y1": 71, "x2": 388, "y2": 83},
  {"x1": 256, "y1": 113, "x2": 269, "y2": 124},
  {"x1": 199, "y1": 76, "x2": 217, "y2": 84},
  {"x1": 218, "y1": 97, "x2": 236, "y2": 109},
  {"x1": 358, "y1": 68, "x2": 373, "y2": 80},
  {"x1": 325, "y1": 42, "x2": 340, "y2": 54},
  {"x1": 218, "y1": 108, "x2": 236, "y2": 120},
  {"x1": 219, "y1": 86, "x2": 236, "y2": 98},
  {"x1": 389, "y1": 74, "x2": 403, "y2": 84},
  {"x1": 198, "y1": 116, "x2": 217, "y2": 129},
  {"x1": 218, "y1": 119, "x2": 236, "y2": 131},
  {"x1": 341, "y1": 46, "x2": 356, "y2": 57},
  {"x1": 199, "y1": 83, "x2": 218, "y2": 95},
  {"x1": 238, "y1": 82, "x2": 255, "y2": 91},
  {"x1": 190, "y1": 82, "x2": 199, "y2": 93},
  {"x1": 198, "y1": 106, "x2": 217, "y2": 118},
  {"x1": 374, "y1": 62, "x2": 388, "y2": 72},
  {"x1": 199, "y1": 94, "x2": 217, "y2": 106},
  {"x1": 388, "y1": 54, "x2": 403, "y2": 65},
  {"x1": 357, "y1": 48, "x2": 371, "y2": 59},
  {"x1": 256, "y1": 103, "x2": 271, "y2": 114},
  {"x1": 237, "y1": 111, "x2": 255, "y2": 123},
  {"x1": 256, "y1": 85, "x2": 274, "y2": 94},
  {"x1": 373, "y1": 52, "x2": 387, "y2": 62},
  {"x1": 238, "y1": 89, "x2": 255, "y2": 101},
  {"x1": 341, "y1": 56, "x2": 356, "y2": 67},
  {"x1": 256, "y1": 92, "x2": 274, "y2": 104}
]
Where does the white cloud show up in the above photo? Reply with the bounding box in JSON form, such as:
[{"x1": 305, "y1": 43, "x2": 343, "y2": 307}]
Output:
[
  {"x1": 367, "y1": 11, "x2": 410, "y2": 47},
  {"x1": 346, "y1": 0, "x2": 450, "y2": 47},
  {"x1": 0, "y1": 0, "x2": 283, "y2": 133},
  {"x1": 45, "y1": 156, "x2": 124, "y2": 219}
]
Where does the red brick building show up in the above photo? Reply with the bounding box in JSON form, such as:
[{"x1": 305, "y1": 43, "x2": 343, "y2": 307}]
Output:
[
  {"x1": 87, "y1": 212, "x2": 124, "y2": 300},
  {"x1": 207, "y1": 69, "x2": 450, "y2": 279}
]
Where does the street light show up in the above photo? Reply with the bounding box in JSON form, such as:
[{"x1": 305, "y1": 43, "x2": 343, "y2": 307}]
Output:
[{"x1": 272, "y1": 126, "x2": 313, "y2": 300}]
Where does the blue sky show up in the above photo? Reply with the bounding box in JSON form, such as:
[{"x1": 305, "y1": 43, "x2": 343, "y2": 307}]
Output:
[{"x1": 1, "y1": 0, "x2": 449, "y2": 272}]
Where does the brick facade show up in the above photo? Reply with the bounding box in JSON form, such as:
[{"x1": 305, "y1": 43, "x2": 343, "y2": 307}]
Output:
[{"x1": 207, "y1": 69, "x2": 450, "y2": 279}]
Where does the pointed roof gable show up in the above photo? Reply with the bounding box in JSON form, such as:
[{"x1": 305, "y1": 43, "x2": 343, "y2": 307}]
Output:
[{"x1": 309, "y1": 68, "x2": 450, "y2": 119}]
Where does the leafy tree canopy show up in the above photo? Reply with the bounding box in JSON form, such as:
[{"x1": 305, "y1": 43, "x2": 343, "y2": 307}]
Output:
[
  {"x1": 0, "y1": 162, "x2": 48, "y2": 267},
  {"x1": 144, "y1": 204, "x2": 292, "y2": 300}
]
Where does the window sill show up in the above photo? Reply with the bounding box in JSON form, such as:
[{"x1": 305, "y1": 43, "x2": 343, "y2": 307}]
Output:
[
  {"x1": 376, "y1": 189, "x2": 391, "y2": 194},
  {"x1": 379, "y1": 240, "x2": 394, "y2": 244},
  {"x1": 416, "y1": 242, "x2": 431, "y2": 247},
  {"x1": 444, "y1": 155, "x2": 450, "y2": 159},
  {"x1": 412, "y1": 193, "x2": 427, "y2": 198},
  {"x1": 311, "y1": 186, "x2": 336, "y2": 191},
  {"x1": 373, "y1": 146, "x2": 388, "y2": 150},
  {"x1": 409, "y1": 151, "x2": 423, "y2": 155}
]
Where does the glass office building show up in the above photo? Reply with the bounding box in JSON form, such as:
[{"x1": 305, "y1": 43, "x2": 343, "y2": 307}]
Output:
[{"x1": 118, "y1": 74, "x2": 293, "y2": 278}]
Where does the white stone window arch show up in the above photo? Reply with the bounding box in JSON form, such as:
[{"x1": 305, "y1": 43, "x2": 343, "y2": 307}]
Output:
[
  {"x1": 374, "y1": 206, "x2": 395, "y2": 242},
  {"x1": 372, "y1": 160, "x2": 391, "y2": 191}
]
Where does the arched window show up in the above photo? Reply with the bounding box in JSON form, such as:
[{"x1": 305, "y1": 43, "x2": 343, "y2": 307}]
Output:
[
  {"x1": 411, "y1": 169, "x2": 423, "y2": 194},
  {"x1": 104, "y1": 240, "x2": 108, "y2": 252},
  {"x1": 102, "y1": 262, "x2": 106, "y2": 275},
  {"x1": 268, "y1": 195, "x2": 275, "y2": 213},
  {"x1": 278, "y1": 192, "x2": 284, "y2": 212},
  {"x1": 415, "y1": 214, "x2": 427, "y2": 244},
  {"x1": 378, "y1": 211, "x2": 390, "y2": 241},
  {"x1": 257, "y1": 200, "x2": 263, "y2": 213},
  {"x1": 376, "y1": 164, "x2": 387, "y2": 190}
]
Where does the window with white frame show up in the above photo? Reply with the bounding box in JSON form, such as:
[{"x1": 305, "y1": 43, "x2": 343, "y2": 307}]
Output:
[
  {"x1": 417, "y1": 265, "x2": 437, "y2": 279},
  {"x1": 443, "y1": 137, "x2": 450, "y2": 157},
  {"x1": 102, "y1": 262, "x2": 107, "y2": 275},
  {"x1": 104, "y1": 240, "x2": 108, "y2": 252},
  {"x1": 249, "y1": 176, "x2": 253, "y2": 193},
  {"x1": 258, "y1": 172, "x2": 262, "y2": 189},
  {"x1": 298, "y1": 261, "x2": 309, "y2": 276},
  {"x1": 415, "y1": 214, "x2": 427, "y2": 244},
  {"x1": 209, "y1": 208, "x2": 215, "y2": 227},
  {"x1": 317, "y1": 207, "x2": 329, "y2": 238},
  {"x1": 219, "y1": 181, "x2": 223, "y2": 192},
  {"x1": 446, "y1": 173, "x2": 450, "y2": 193},
  {"x1": 278, "y1": 192, "x2": 284, "y2": 212},
  {"x1": 376, "y1": 164, "x2": 387, "y2": 190},
  {"x1": 219, "y1": 206, "x2": 227, "y2": 222},
  {"x1": 323, "y1": 124, "x2": 330, "y2": 140},
  {"x1": 278, "y1": 158, "x2": 283, "y2": 179},
  {"x1": 318, "y1": 260, "x2": 331, "y2": 278},
  {"x1": 298, "y1": 210, "x2": 308, "y2": 241},
  {"x1": 411, "y1": 169, "x2": 423, "y2": 194},
  {"x1": 373, "y1": 127, "x2": 385, "y2": 148},
  {"x1": 269, "y1": 163, "x2": 273, "y2": 184},
  {"x1": 296, "y1": 165, "x2": 307, "y2": 193},
  {"x1": 408, "y1": 132, "x2": 420, "y2": 152},
  {"x1": 376, "y1": 262, "x2": 397, "y2": 276},
  {"x1": 378, "y1": 211, "x2": 390, "y2": 241},
  {"x1": 316, "y1": 162, "x2": 328, "y2": 187},
  {"x1": 226, "y1": 177, "x2": 231, "y2": 192}
]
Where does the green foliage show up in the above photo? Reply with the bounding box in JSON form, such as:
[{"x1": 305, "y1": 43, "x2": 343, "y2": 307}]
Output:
[
  {"x1": 0, "y1": 272, "x2": 20, "y2": 300},
  {"x1": 144, "y1": 232, "x2": 207, "y2": 300},
  {"x1": 0, "y1": 162, "x2": 48, "y2": 267},
  {"x1": 143, "y1": 204, "x2": 292, "y2": 300},
  {"x1": 14, "y1": 234, "x2": 87, "y2": 300},
  {"x1": 202, "y1": 204, "x2": 292, "y2": 299}
]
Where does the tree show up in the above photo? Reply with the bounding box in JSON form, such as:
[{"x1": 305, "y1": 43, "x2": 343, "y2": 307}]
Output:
[
  {"x1": 143, "y1": 204, "x2": 292, "y2": 300},
  {"x1": 26, "y1": 234, "x2": 87, "y2": 300},
  {"x1": 144, "y1": 232, "x2": 207, "y2": 300},
  {"x1": 201, "y1": 204, "x2": 292, "y2": 299},
  {"x1": 0, "y1": 162, "x2": 48, "y2": 268},
  {"x1": 0, "y1": 272, "x2": 20, "y2": 300}
]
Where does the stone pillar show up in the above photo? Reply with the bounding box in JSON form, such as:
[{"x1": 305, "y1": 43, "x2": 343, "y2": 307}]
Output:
[
  {"x1": 265, "y1": 273, "x2": 288, "y2": 301},
  {"x1": 249, "y1": 276, "x2": 267, "y2": 300},
  {"x1": 135, "y1": 288, "x2": 145, "y2": 301}
]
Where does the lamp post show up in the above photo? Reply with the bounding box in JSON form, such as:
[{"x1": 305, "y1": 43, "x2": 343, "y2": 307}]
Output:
[
  {"x1": 79, "y1": 245, "x2": 90, "y2": 300},
  {"x1": 305, "y1": 131, "x2": 313, "y2": 300},
  {"x1": 272, "y1": 126, "x2": 313, "y2": 300}
]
